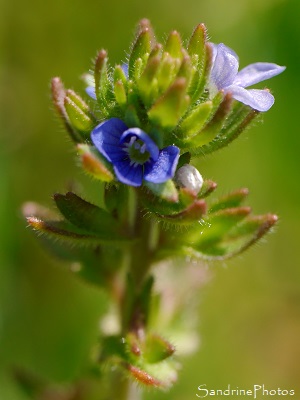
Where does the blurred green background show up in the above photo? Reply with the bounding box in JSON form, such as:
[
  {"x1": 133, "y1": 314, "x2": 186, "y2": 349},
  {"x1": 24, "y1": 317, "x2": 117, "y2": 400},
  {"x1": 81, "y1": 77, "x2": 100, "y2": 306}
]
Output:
[{"x1": 1, "y1": 0, "x2": 299, "y2": 398}]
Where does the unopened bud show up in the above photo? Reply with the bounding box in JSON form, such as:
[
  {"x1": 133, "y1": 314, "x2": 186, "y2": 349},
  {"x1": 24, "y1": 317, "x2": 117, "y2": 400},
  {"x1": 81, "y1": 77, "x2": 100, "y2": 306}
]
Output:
[{"x1": 175, "y1": 164, "x2": 203, "y2": 194}]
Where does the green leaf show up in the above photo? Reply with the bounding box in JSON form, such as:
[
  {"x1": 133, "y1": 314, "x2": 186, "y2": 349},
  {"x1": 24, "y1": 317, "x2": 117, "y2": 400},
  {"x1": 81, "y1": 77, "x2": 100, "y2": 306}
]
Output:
[
  {"x1": 94, "y1": 49, "x2": 111, "y2": 114},
  {"x1": 187, "y1": 23, "x2": 207, "y2": 65},
  {"x1": 187, "y1": 207, "x2": 251, "y2": 253},
  {"x1": 148, "y1": 78, "x2": 190, "y2": 130},
  {"x1": 114, "y1": 80, "x2": 127, "y2": 109},
  {"x1": 143, "y1": 334, "x2": 175, "y2": 364},
  {"x1": 189, "y1": 42, "x2": 213, "y2": 102},
  {"x1": 197, "y1": 179, "x2": 218, "y2": 199},
  {"x1": 129, "y1": 29, "x2": 152, "y2": 80},
  {"x1": 189, "y1": 92, "x2": 233, "y2": 149},
  {"x1": 26, "y1": 217, "x2": 107, "y2": 247},
  {"x1": 209, "y1": 188, "x2": 249, "y2": 213},
  {"x1": 179, "y1": 101, "x2": 213, "y2": 139},
  {"x1": 186, "y1": 213, "x2": 278, "y2": 260},
  {"x1": 155, "y1": 199, "x2": 207, "y2": 225},
  {"x1": 199, "y1": 106, "x2": 260, "y2": 156},
  {"x1": 64, "y1": 96, "x2": 95, "y2": 134},
  {"x1": 53, "y1": 192, "x2": 122, "y2": 238},
  {"x1": 51, "y1": 77, "x2": 81, "y2": 143},
  {"x1": 165, "y1": 31, "x2": 183, "y2": 59}
]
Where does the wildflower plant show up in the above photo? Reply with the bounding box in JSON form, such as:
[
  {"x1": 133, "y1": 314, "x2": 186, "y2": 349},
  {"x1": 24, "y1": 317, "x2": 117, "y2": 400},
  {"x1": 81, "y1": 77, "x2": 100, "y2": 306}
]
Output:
[{"x1": 24, "y1": 19, "x2": 285, "y2": 398}]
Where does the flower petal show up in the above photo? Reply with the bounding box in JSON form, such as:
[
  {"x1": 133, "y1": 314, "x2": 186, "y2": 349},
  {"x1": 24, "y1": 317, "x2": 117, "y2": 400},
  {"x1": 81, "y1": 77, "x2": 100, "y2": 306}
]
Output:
[
  {"x1": 86, "y1": 86, "x2": 96, "y2": 100},
  {"x1": 226, "y1": 85, "x2": 275, "y2": 112},
  {"x1": 234, "y1": 63, "x2": 286, "y2": 88},
  {"x1": 122, "y1": 63, "x2": 129, "y2": 78},
  {"x1": 144, "y1": 146, "x2": 180, "y2": 184},
  {"x1": 120, "y1": 128, "x2": 159, "y2": 161},
  {"x1": 91, "y1": 118, "x2": 128, "y2": 162},
  {"x1": 114, "y1": 160, "x2": 143, "y2": 187},
  {"x1": 210, "y1": 43, "x2": 239, "y2": 91}
]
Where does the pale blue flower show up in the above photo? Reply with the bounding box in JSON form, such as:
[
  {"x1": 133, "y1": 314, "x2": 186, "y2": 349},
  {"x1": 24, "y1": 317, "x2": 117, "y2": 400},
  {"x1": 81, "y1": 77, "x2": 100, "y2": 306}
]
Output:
[{"x1": 209, "y1": 43, "x2": 285, "y2": 111}]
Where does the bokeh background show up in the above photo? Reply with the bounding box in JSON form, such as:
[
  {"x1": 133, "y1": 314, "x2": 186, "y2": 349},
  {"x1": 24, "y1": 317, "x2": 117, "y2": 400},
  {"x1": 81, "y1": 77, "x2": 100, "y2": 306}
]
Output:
[{"x1": 1, "y1": 0, "x2": 299, "y2": 398}]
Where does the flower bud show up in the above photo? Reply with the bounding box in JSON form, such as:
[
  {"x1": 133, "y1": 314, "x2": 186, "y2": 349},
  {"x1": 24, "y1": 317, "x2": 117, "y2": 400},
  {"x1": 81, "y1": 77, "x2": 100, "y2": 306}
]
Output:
[{"x1": 175, "y1": 164, "x2": 203, "y2": 195}]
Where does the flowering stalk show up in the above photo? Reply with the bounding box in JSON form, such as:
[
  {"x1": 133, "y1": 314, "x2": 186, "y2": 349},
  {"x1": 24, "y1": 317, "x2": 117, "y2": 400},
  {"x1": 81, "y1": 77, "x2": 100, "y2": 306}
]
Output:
[{"x1": 23, "y1": 19, "x2": 284, "y2": 398}]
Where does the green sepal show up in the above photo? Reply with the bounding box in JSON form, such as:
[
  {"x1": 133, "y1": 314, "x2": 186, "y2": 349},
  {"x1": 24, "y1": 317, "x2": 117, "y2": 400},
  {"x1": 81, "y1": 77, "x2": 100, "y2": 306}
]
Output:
[
  {"x1": 64, "y1": 96, "x2": 95, "y2": 135},
  {"x1": 53, "y1": 192, "x2": 122, "y2": 239},
  {"x1": 189, "y1": 42, "x2": 213, "y2": 102},
  {"x1": 187, "y1": 23, "x2": 207, "y2": 65},
  {"x1": 138, "y1": 52, "x2": 161, "y2": 107},
  {"x1": 197, "y1": 179, "x2": 218, "y2": 199},
  {"x1": 199, "y1": 105, "x2": 260, "y2": 156},
  {"x1": 185, "y1": 213, "x2": 278, "y2": 260},
  {"x1": 176, "y1": 53, "x2": 193, "y2": 86},
  {"x1": 94, "y1": 49, "x2": 111, "y2": 114},
  {"x1": 144, "y1": 180, "x2": 179, "y2": 203},
  {"x1": 100, "y1": 335, "x2": 130, "y2": 362},
  {"x1": 209, "y1": 188, "x2": 249, "y2": 213},
  {"x1": 179, "y1": 100, "x2": 213, "y2": 139},
  {"x1": 164, "y1": 31, "x2": 183, "y2": 59},
  {"x1": 177, "y1": 152, "x2": 191, "y2": 169},
  {"x1": 51, "y1": 77, "x2": 81, "y2": 143},
  {"x1": 148, "y1": 78, "x2": 190, "y2": 130},
  {"x1": 129, "y1": 29, "x2": 152, "y2": 80},
  {"x1": 155, "y1": 53, "x2": 181, "y2": 94},
  {"x1": 155, "y1": 199, "x2": 206, "y2": 225},
  {"x1": 124, "y1": 104, "x2": 141, "y2": 128},
  {"x1": 143, "y1": 334, "x2": 175, "y2": 364},
  {"x1": 114, "y1": 80, "x2": 127, "y2": 109},
  {"x1": 77, "y1": 144, "x2": 114, "y2": 182},
  {"x1": 187, "y1": 206, "x2": 251, "y2": 252},
  {"x1": 189, "y1": 92, "x2": 232, "y2": 149},
  {"x1": 114, "y1": 64, "x2": 128, "y2": 86}
]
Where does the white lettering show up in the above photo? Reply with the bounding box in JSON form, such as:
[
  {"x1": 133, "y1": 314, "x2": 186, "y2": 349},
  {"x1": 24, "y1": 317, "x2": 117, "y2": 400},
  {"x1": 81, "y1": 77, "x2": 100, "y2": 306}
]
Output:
[
  {"x1": 196, "y1": 384, "x2": 208, "y2": 398},
  {"x1": 254, "y1": 385, "x2": 262, "y2": 399}
]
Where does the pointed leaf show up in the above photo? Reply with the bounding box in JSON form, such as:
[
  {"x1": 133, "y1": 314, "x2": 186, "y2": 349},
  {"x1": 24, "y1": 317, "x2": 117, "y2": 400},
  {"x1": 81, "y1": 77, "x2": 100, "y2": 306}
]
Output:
[
  {"x1": 209, "y1": 188, "x2": 249, "y2": 213},
  {"x1": 200, "y1": 106, "x2": 260, "y2": 156},
  {"x1": 188, "y1": 207, "x2": 251, "y2": 251},
  {"x1": 53, "y1": 192, "x2": 122, "y2": 239},
  {"x1": 179, "y1": 101, "x2": 213, "y2": 139},
  {"x1": 187, "y1": 23, "x2": 207, "y2": 65},
  {"x1": 190, "y1": 92, "x2": 233, "y2": 148},
  {"x1": 198, "y1": 179, "x2": 218, "y2": 199},
  {"x1": 64, "y1": 96, "x2": 95, "y2": 134},
  {"x1": 165, "y1": 31, "x2": 183, "y2": 59},
  {"x1": 26, "y1": 217, "x2": 106, "y2": 246},
  {"x1": 51, "y1": 77, "x2": 81, "y2": 142},
  {"x1": 148, "y1": 78, "x2": 190, "y2": 130},
  {"x1": 143, "y1": 334, "x2": 175, "y2": 363},
  {"x1": 129, "y1": 29, "x2": 151, "y2": 79}
]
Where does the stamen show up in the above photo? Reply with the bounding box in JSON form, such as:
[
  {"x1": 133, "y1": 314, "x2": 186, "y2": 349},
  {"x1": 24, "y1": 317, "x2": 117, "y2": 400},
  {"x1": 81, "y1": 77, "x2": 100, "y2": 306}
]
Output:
[{"x1": 140, "y1": 143, "x2": 147, "y2": 154}]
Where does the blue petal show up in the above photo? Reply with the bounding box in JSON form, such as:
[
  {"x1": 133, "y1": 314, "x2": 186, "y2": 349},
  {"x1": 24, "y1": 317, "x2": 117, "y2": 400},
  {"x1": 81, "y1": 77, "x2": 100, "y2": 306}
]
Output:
[
  {"x1": 144, "y1": 146, "x2": 180, "y2": 184},
  {"x1": 86, "y1": 86, "x2": 96, "y2": 100},
  {"x1": 114, "y1": 160, "x2": 143, "y2": 187},
  {"x1": 234, "y1": 63, "x2": 286, "y2": 88},
  {"x1": 210, "y1": 43, "x2": 239, "y2": 91},
  {"x1": 120, "y1": 128, "x2": 159, "y2": 161},
  {"x1": 226, "y1": 85, "x2": 275, "y2": 112},
  {"x1": 122, "y1": 63, "x2": 129, "y2": 78},
  {"x1": 91, "y1": 118, "x2": 128, "y2": 162}
]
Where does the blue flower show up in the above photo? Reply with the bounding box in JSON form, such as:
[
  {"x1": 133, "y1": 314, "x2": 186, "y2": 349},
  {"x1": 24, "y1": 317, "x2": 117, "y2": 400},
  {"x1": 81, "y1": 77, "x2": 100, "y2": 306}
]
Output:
[
  {"x1": 209, "y1": 43, "x2": 285, "y2": 112},
  {"x1": 91, "y1": 118, "x2": 180, "y2": 187}
]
